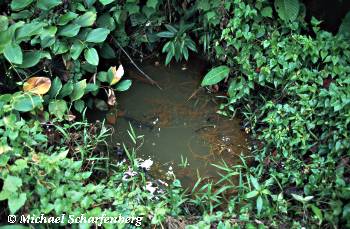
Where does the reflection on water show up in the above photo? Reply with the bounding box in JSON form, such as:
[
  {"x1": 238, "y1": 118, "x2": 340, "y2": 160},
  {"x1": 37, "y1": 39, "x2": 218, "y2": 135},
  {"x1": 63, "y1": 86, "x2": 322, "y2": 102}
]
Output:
[{"x1": 102, "y1": 59, "x2": 248, "y2": 187}]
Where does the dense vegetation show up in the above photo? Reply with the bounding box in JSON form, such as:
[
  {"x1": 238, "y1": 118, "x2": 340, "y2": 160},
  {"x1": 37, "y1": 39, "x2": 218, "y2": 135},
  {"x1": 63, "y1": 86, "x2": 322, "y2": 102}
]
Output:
[{"x1": 0, "y1": 0, "x2": 349, "y2": 228}]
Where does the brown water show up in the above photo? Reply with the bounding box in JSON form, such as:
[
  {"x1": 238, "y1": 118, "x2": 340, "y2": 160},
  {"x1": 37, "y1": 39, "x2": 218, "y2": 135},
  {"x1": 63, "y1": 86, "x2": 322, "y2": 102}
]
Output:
[{"x1": 100, "y1": 59, "x2": 249, "y2": 187}]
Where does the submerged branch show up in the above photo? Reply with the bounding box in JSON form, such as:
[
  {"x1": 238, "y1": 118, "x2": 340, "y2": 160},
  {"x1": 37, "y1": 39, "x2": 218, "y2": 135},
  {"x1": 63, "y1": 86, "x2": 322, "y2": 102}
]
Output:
[{"x1": 111, "y1": 37, "x2": 162, "y2": 90}]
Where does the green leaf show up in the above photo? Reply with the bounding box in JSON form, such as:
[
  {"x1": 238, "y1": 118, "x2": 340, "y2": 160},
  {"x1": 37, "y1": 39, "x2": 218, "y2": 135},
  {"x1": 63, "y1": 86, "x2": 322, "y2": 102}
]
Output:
[
  {"x1": 84, "y1": 48, "x2": 99, "y2": 66},
  {"x1": 100, "y1": 43, "x2": 115, "y2": 59},
  {"x1": 85, "y1": 28, "x2": 110, "y2": 43},
  {"x1": 274, "y1": 0, "x2": 300, "y2": 21},
  {"x1": 59, "y1": 81, "x2": 74, "y2": 98},
  {"x1": 74, "y1": 11, "x2": 97, "y2": 27},
  {"x1": 99, "y1": 0, "x2": 114, "y2": 6},
  {"x1": 97, "y1": 71, "x2": 108, "y2": 82},
  {"x1": 250, "y1": 175, "x2": 260, "y2": 190},
  {"x1": 49, "y1": 77, "x2": 62, "y2": 98},
  {"x1": 11, "y1": 0, "x2": 34, "y2": 11},
  {"x1": 58, "y1": 23, "x2": 81, "y2": 37},
  {"x1": 70, "y1": 40, "x2": 85, "y2": 60},
  {"x1": 261, "y1": 7, "x2": 273, "y2": 18},
  {"x1": 70, "y1": 79, "x2": 87, "y2": 101},
  {"x1": 37, "y1": 0, "x2": 62, "y2": 10},
  {"x1": 310, "y1": 204, "x2": 323, "y2": 223},
  {"x1": 115, "y1": 80, "x2": 132, "y2": 91},
  {"x1": 245, "y1": 190, "x2": 259, "y2": 198},
  {"x1": 74, "y1": 100, "x2": 85, "y2": 113},
  {"x1": 58, "y1": 12, "x2": 78, "y2": 25},
  {"x1": 257, "y1": 196, "x2": 263, "y2": 215},
  {"x1": 8, "y1": 193, "x2": 26, "y2": 214},
  {"x1": 156, "y1": 31, "x2": 175, "y2": 38},
  {"x1": 3, "y1": 175, "x2": 22, "y2": 192},
  {"x1": 19, "y1": 51, "x2": 42, "y2": 68},
  {"x1": 4, "y1": 43, "x2": 23, "y2": 65},
  {"x1": 147, "y1": 0, "x2": 158, "y2": 8},
  {"x1": 12, "y1": 93, "x2": 42, "y2": 112},
  {"x1": 48, "y1": 100, "x2": 67, "y2": 119},
  {"x1": 201, "y1": 66, "x2": 230, "y2": 86},
  {"x1": 16, "y1": 22, "x2": 45, "y2": 40},
  {"x1": 339, "y1": 12, "x2": 350, "y2": 38},
  {"x1": 0, "y1": 16, "x2": 9, "y2": 32}
]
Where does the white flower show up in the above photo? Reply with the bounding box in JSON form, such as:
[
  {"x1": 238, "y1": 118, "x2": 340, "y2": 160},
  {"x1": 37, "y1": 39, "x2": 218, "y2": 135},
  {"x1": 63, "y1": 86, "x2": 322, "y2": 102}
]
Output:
[
  {"x1": 122, "y1": 166, "x2": 137, "y2": 181},
  {"x1": 145, "y1": 182, "x2": 157, "y2": 195},
  {"x1": 139, "y1": 158, "x2": 153, "y2": 170}
]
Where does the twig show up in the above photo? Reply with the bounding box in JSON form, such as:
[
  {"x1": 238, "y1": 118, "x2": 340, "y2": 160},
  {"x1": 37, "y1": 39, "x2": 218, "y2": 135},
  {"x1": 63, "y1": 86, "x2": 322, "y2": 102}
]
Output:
[{"x1": 111, "y1": 37, "x2": 162, "y2": 90}]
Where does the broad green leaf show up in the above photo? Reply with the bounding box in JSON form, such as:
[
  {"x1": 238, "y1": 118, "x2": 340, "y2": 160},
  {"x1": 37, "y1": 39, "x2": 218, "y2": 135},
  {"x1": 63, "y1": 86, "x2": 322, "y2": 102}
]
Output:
[
  {"x1": 339, "y1": 11, "x2": 350, "y2": 38},
  {"x1": 3, "y1": 175, "x2": 22, "y2": 192},
  {"x1": 9, "y1": 193, "x2": 26, "y2": 214},
  {"x1": 37, "y1": 0, "x2": 62, "y2": 10},
  {"x1": 70, "y1": 79, "x2": 87, "y2": 101},
  {"x1": 100, "y1": 43, "x2": 115, "y2": 59},
  {"x1": 84, "y1": 48, "x2": 99, "y2": 66},
  {"x1": 0, "y1": 16, "x2": 9, "y2": 32},
  {"x1": 147, "y1": 0, "x2": 158, "y2": 8},
  {"x1": 4, "y1": 43, "x2": 23, "y2": 65},
  {"x1": 49, "y1": 77, "x2": 62, "y2": 98},
  {"x1": 16, "y1": 22, "x2": 45, "y2": 40},
  {"x1": 99, "y1": 0, "x2": 114, "y2": 6},
  {"x1": 201, "y1": 66, "x2": 230, "y2": 86},
  {"x1": 58, "y1": 12, "x2": 78, "y2": 25},
  {"x1": 58, "y1": 81, "x2": 74, "y2": 98},
  {"x1": 70, "y1": 40, "x2": 85, "y2": 60},
  {"x1": 19, "y1": 51, "x2": 42, "y2": 68},
  {"x1": 12, "y1": 93, "x2": 42, "y2": 112},
  {"x1": 96, "y1": 13, "x2": 116, "y2": 31},
  {"x1": 115, "y1": 80, "x2": 132, "y2": 91},
  {"x1": 74, "y1": 100, "x2": 85, "y2": 113},
  {"x1": 85, "y1": 28, "x2": 110, "y2": 43},
  {"x1": 58, "y1": 23, "x2": 81, "y2": 37},
  {"x1": 274, "y1": 0, "x2": 300, "y2": 21},
  {"x1": 261, "y1": 7, "x2": 273, "y2": 18},
  {"x1": 74, "y1": 11, "x2": 97, "y2": 27},
  {"x1": 11, "y1": 0, "x2": 34, "y2": 11},
  {"x1": 48, "y1": 100, "x2": 67, "y2": 119},
  {"x1": 310, "y1": 204, "x2": 323, "y2": 223},
  {"x1": 97, "y1": 71, "x2": 108, "y2": 82}
]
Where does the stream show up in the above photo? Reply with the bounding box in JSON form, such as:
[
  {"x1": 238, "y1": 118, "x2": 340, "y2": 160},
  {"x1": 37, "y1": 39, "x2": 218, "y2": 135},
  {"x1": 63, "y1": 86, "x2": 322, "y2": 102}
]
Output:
[{"x1": 93, "y1": 58, "x2": 249, "y2": 187}]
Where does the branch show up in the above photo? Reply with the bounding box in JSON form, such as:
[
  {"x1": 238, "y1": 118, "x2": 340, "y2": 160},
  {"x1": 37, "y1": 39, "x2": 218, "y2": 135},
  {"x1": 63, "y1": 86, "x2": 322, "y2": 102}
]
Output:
[{"x1": 111, "y1": 37, "x2": 162, "y2": 90}]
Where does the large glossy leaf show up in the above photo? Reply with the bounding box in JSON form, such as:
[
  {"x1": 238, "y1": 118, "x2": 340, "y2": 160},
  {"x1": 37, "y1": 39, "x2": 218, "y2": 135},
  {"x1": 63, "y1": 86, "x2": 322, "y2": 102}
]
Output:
[
  {"x1": 12, "y1": 93, "x2": 42, "y2": 112},
  {"x1": 201, "y1": 66, "x2": 230, "y2": 86},
  {"x1": 4, "y1": 43, "x2": 23, "y2": 65},
  {"x1": 70, "y1": 79, "x2": 87, "y2": 101},
  {"x1": 9, "y1": 193, "x2": 26, "y2": 214},
  {"x1": 37, "y1": 0, "x2": 62, "y2": 10},
  {"x1": 19, "y1": 51, "x2": 42, "y2": 68},
  {"x1": 58, "y1": 81, "x2": 73, "y2": 98},
  {"x1": 84, "y1": 48, "x2": 99, "y2": 66},
  {"x1": 48, "y1": 100, "x2": 67, "y2": 119},
  {"x1": 115, "y1": 80, "x2": 132, "y2": 91},
  {"x1": 58, "y1": 12, "x2": 78, "y2": 25},
  {"x1": 70, "y1": 40, "x2": 84, "y2": 60},
  {"x1": 99, "y1": 0, "x2": 114, "y2": 6},
  {"x1": 85, "y1": 28, "x2": 110, "y2": 43},
  {"x1": 49, "y1": 77, "x2": 62, "y2": 98},
  {"x1": 23, "y1": 77, "x2": 51, "y2": 95},
  {"x1": 339, "y1": 11, "x2": 350, "y2": 38},
  {"x1": 74, "y1": 11, "x2": 97, "y2": 27},
  {"x1": 58, "y1": 23, "x2": 81, "y2": 37},
  {"x1": 274, "y1": 0, "x2": 300, "y2": 21},
  {"x1": 11, "y1": 0, "x2": 34, "y2": 11},
  {"x1": 0, "y1": 16, "x2": 8, "y2": 32},
  {"x1": 16, "y1": 22, "x2": 45, "y2": 40}
]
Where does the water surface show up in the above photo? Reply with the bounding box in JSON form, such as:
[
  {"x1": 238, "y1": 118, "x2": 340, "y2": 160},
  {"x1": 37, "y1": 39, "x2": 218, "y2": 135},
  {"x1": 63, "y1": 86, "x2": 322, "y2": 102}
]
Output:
[{"x1": 103, "y1": 59, "x2": 249, "y2": 186}]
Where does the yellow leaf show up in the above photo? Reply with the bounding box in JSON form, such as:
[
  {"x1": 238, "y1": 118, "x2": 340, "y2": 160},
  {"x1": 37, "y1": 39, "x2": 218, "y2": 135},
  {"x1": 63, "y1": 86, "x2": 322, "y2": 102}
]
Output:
[
  {"x1": 110, "y1": 64, "x2": 124, "y2": 85},
  {"x1": 23, "y1": 77, "x2": 51, "y2": 95}
]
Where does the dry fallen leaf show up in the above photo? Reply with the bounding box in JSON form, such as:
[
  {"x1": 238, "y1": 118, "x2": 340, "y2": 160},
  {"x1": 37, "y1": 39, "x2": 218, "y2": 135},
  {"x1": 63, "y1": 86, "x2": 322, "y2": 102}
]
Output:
[
  {"x1": 23, "y1": 76, "x2": 51, "y2": 95},
  {"x1": 110, "y1": 64, "x2": 124, "y2": 85},
  {"x1": 107, "y1": 88, "x2": 116, "y2": 106}
]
